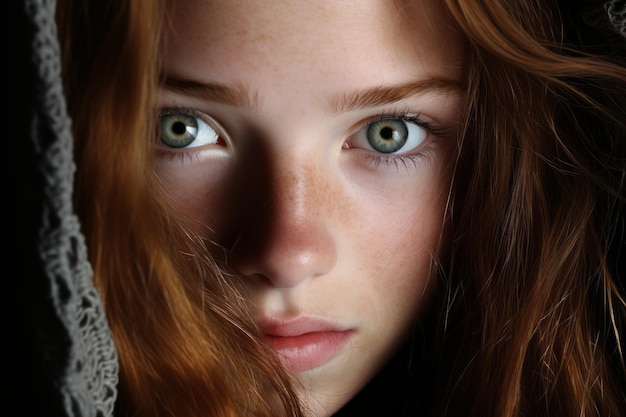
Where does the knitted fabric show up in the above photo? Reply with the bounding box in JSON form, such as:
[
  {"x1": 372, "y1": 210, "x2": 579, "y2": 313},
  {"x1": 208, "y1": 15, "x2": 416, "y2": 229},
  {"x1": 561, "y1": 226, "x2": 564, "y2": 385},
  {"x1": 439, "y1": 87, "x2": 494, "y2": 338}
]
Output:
[
  {"x1": 606, "y1": 0, "x2": 626, "y2": 35},
  {"x1": 9, "y1": 1, "x2": 118, "y2": 416}
]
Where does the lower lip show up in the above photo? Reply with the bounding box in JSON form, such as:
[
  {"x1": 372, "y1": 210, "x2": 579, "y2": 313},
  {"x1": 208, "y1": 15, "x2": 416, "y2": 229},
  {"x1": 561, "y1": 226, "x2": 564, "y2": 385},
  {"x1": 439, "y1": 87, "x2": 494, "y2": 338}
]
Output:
[{"x1": 264, "y1": 331, "x2": 352, "y2": 373}]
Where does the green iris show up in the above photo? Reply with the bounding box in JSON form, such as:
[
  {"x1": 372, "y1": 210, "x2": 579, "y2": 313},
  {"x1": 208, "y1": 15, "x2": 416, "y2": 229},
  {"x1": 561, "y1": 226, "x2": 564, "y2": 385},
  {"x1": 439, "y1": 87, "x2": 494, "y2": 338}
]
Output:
[
  {"x1": 160, "y1": 113, "x2": 199, "y2": 148},
  {"x1": 366, "y1": 119, "x2": 408, "y2": 153}
]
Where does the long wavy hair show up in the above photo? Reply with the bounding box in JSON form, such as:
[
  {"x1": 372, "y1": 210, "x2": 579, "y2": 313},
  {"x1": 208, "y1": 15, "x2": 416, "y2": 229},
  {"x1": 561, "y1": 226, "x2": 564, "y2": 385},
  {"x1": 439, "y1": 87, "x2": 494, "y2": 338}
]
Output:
[
  {"x1": 437, "y1": 0, "x2": 626, "y2": 416},
  {"x1": 56, "y1": 1, "x2": 303, "y2": 416},
  {"x1": 57, "y1": 0, "x2": 626, "y2": 416}
]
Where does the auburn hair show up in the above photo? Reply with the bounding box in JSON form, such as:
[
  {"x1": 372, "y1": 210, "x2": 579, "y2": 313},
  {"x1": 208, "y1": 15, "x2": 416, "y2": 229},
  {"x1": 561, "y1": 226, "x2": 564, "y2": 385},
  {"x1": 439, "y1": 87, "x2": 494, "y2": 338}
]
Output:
[
  {"x1": 438, "y1": 0, "x2": 626, "y2": 416},
  {"x1": 56, "y1": 1, "x2": 303, "y2": 416}
]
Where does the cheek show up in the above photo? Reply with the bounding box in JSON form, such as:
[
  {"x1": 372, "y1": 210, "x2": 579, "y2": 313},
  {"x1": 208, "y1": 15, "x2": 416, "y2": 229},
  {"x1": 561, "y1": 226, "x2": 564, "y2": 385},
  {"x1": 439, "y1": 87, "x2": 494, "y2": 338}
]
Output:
[
  {"x1": 154, "y1": 158, "x2": 232, "y2": 226},
  {"x1": 361, "y1": 193, "x2": 445, "y2": 289},
  {"x1": 348, "y1": 163, "x2": 449, "y2": 268},
  {"x1": 347, "y1": 166, "x2": 450, "y2": 317}
]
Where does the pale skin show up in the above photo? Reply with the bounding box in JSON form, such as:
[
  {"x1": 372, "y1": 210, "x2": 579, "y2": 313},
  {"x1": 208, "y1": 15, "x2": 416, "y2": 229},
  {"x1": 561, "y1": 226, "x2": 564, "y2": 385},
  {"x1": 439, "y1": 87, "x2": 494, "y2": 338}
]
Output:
[{"x1": 156, "y1": 0, "x2": 466, "y2": 415}]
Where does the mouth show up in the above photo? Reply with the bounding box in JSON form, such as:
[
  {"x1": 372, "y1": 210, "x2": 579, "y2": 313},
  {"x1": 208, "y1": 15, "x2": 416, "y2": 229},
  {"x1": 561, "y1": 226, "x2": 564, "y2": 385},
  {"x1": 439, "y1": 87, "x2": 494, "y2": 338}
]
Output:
[{"x1": 257, "y1": 315, "x2": 353, "y2": 373}]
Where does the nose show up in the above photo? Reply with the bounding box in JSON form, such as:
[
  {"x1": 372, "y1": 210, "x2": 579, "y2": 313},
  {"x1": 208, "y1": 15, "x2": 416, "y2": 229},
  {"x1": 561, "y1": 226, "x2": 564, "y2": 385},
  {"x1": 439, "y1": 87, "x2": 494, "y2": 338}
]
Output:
[{"x1": 228, "y1": 155, "x2": 337, "y2": 289}]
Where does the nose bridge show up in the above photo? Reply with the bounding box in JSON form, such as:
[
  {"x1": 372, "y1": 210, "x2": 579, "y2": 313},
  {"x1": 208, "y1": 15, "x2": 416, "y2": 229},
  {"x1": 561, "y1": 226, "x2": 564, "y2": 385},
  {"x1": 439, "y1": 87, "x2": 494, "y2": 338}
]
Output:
[
  {"x1": 274, "y1": 153, "x2": 322, "y2": 225},
  {"x1": 231, "y1": 144, "x2": 337, "y2": 288}
]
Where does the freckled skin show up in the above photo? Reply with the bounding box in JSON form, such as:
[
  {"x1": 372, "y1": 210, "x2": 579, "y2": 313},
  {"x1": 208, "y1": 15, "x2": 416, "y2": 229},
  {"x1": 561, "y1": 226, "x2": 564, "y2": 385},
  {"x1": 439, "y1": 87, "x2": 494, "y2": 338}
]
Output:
[{"x1": 156, "y1": 0, "x2": 466, "y2": 416}]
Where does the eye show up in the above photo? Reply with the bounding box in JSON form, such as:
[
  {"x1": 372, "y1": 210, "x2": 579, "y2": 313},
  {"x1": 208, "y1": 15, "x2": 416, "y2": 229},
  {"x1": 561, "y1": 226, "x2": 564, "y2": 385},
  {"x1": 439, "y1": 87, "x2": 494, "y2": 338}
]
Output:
[
  {"x1": 350, "y1": 117, "x2": 428, "y2": 154},
  {"x1": 159, "y1": 110, "x2": 221, "y2": 149}
]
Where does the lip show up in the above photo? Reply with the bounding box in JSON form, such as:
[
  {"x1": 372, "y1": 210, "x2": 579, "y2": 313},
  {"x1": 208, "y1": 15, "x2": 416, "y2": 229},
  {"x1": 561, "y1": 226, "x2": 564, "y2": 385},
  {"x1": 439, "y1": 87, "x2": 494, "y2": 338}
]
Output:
[{"x1": 257, "y1": 315, "x2": 353, "y2": 373}]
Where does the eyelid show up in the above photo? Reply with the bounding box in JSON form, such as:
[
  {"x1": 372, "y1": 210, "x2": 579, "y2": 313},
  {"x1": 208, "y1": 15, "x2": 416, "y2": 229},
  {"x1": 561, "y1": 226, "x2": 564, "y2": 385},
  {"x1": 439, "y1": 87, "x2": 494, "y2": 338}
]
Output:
[
  {"x1": 364, "y1": 111, "x2": 446, "y2": 137},
  {"x1": 159, "y1": 107, "x2": 221, "y2": 129}
]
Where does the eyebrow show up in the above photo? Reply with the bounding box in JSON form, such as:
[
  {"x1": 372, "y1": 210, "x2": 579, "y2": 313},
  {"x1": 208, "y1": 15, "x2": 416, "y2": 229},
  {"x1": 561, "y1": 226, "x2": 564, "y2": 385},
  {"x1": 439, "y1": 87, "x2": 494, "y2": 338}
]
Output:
[
  {"x1": 332, "y1": 78, "x2": 465, "y2": 113},
  {"x1": 162, "y1": 76, "x2": 259, "y2": 108},
  {"x1": 161, "y1": 75, "x2": 464, "y2": 113}
]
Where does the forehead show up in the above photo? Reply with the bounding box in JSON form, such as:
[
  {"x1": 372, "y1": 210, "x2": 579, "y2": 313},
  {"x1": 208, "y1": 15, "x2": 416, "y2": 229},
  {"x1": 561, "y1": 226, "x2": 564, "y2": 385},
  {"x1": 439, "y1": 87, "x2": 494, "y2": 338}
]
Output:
[{"x1": 163, "y1": 0, "x2": 466, "y2": 88}]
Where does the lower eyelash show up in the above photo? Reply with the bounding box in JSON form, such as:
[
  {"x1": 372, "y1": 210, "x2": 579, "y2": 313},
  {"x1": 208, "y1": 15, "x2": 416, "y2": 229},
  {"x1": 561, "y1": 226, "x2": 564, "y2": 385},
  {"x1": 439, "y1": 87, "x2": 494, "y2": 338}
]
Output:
[
  {"x1": 364, "y1": 152, "x2": 431, "y2": 172},
  {"x1": 154, "y1": 146, "x2": 205, "y2": 165}
]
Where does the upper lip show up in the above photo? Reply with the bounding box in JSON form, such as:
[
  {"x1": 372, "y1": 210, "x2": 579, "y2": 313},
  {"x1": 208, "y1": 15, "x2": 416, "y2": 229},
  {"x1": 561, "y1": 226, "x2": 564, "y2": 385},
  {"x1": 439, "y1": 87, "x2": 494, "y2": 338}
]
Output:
[{"x1": 256, "y1": 314, "x2": 346, "y2": 337}]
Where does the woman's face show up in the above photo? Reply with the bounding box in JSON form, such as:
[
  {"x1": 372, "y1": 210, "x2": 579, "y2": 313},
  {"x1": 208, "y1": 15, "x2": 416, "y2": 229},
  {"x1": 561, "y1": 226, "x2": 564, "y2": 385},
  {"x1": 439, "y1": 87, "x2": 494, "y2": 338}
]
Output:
[{"x1": 157, "y1": 0, "x2": 465, "y2": 415}]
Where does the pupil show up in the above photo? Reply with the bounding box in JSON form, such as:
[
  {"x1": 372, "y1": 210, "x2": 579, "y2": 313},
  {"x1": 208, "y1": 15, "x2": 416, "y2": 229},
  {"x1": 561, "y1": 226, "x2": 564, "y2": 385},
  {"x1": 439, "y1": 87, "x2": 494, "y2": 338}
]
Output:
[
  {"x1": 380, "y1": 127, "x2": 394, "y2": 140},
  {"x1": 172, "y1": 121, "x2": 186, "y2": 135}
]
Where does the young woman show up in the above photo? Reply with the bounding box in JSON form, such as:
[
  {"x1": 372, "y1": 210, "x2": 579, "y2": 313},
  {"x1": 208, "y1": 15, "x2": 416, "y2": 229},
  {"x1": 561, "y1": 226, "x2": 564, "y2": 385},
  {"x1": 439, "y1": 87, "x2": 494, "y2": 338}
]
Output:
[{"x1": 57, "y1": 0, "x2": 626, "y2": 416}]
